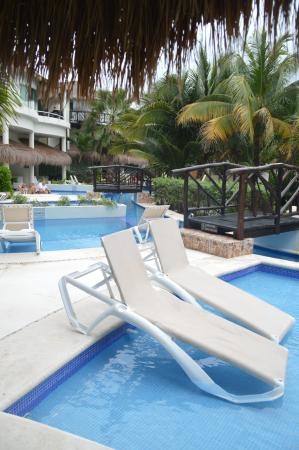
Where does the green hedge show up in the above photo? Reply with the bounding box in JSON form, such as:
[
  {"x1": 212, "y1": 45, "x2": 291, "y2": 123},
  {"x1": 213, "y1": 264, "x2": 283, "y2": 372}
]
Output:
[
  {"x1": 153, "y1": 177, "x2": 226, "y2": 212},
  {"x1": 153, "y1": 176, "x2": 269, "y2": 213},
  {"x1": 0, "y1": 166, "x2": 12, "y2": 193}
]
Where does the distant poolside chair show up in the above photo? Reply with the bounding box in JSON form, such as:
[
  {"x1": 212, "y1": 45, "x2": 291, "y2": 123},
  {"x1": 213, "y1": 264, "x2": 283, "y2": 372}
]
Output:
[
  {"x1": 0, "y1": 192, "x2": 8, "y2": 201},
  {"x1": 133, "y1": 204, "x2": 170, "y2": 243},
  {"x1": 59, "y1": 228, "x2": 288, "y2": 404},
  {"x1": 73, "y1": 175, "x2": 81, "y2": 185},
  {"x1": 0, "y1": 204, "x2": 41, "y2": 254},
  {"x1": 148, "y1": 219, "x2": 295, "y2": 343}
]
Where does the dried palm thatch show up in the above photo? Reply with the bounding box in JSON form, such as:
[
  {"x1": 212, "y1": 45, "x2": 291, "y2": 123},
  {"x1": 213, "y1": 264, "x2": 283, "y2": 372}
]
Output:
[
  {"x1": 0, "y1": 142, "x2": 71, "y2": 166},
  {"x1": 0, "y1": 1, "x2": 297, "y2": 98},
  {"x1": 34, "y1": 143, "x2": 72, "y2": 166},
  {"x1": 113, "y1": 154, "x2": 149, "y2": 167},
  {"x1": 0, "y1": 143, "x2": 43, "y2": 166},
  {"x1": 67, "y1": 144, "x2": 81, "y2": 160}
]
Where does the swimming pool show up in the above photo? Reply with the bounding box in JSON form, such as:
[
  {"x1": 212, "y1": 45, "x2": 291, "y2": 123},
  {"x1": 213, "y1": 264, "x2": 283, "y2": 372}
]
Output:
[
  {"x1": 8, "y1": 264, "x2": 299, "y2": 450},
  {"x1": 0, "y1": 194, "x2": 143, "y2": 252}
]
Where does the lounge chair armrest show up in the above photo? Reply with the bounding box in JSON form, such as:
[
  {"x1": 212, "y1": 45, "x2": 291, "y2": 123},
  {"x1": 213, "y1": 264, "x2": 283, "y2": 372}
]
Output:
[
  {"x1": 67, "y1": 261, "x2": 111, "y2": 280},
  {"x1": 145, "y1": 264, "x2": 202, "y2": 308}
]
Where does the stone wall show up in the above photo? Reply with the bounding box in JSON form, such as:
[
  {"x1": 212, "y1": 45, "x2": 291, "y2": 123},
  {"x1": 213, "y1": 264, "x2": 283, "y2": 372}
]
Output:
[
  {"x1": 136, "y1": 192, "x2": 155, "y2": 204},
  {"x1": 181, "y1": 228, "x2": 253, "y2": 258}
]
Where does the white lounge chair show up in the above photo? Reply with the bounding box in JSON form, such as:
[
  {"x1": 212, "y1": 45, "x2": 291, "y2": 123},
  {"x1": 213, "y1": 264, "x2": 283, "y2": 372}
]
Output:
[
  {"x1": 133, "y1": 204, "x2": 170, "y2": 243},
  {"x1": 0, "y1": 192, "x2": 8, "y2": 201},
  {"x1": 73, "y1": 175, "x2": 81, "y2": 185},
  {"x1": 0, "y1": 205, "x2": 41, "y2": 254},
  {"x1": 148, "y1": 219, "x2": 295, "y2": 343},
  {"x1": 59, "y1": 228, "x2": 288, "y2": 404}
]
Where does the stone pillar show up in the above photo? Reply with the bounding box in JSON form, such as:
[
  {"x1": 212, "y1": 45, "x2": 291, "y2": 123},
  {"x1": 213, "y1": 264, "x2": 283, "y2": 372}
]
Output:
[
  {"x1": 28, "y1": 131, "x2": 35, "y2": 183},
  {"x1": 2, "y1": 121, "x2": 9, "y2": 168},
  {"x1": 61, "y1": 136, "x2": 67, "y2": 180}
]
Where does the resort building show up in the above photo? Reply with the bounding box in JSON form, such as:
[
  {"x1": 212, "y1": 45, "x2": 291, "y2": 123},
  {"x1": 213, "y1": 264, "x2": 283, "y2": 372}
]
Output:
[{"x1": 0, "y1": 77, "x2": 71, "y2": 184}]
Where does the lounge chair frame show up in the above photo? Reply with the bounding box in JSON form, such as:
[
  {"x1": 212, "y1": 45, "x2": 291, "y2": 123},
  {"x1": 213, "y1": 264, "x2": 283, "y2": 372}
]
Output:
[
  {"x1": 59, "y1": 260, "x2": 284, "y2": 404},
  {"x1": 133, "y1": 205, "x2": 170, "y2": 244},
  {"x1": 0, "y1": 204, "x2": 41, "y2": 254}
]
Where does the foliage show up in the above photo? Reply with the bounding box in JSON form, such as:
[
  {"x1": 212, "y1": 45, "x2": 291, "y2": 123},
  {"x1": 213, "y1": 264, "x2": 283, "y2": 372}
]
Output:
[
  {"x1": 0, "y1": 165, "x2": 12, "y2": 192},
  {"x1": 153, "y1": 177, "x2": 229, "y2": 212},
  {"x1": 178, "y1": 32, "x2": 299, "y2": 165},
  {"x1": 70, "y1": 89, "x2": 131, "y2": 164},
  {"x1": 57, "y1": 195, "x2": 71, "y2": 206},
  {"x1": 153, "y1": 175, "x2": 269, "y2": 213},
  {"x1": 77, "y1": 193, "x2": 116, "y2": 207},
  {"x1": 0, "y1": 73, "x2": 20, "y2": 132},
  {"x1": 12, "y1": 193, "x2": 27, "y2": 204},
  {"x1": 29, "y1": 200, "x2": 49, "y2": 207}
]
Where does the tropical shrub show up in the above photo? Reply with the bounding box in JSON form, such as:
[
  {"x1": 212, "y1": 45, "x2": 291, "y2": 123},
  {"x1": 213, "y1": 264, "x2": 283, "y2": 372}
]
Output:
[
  {"x1": 57, "y1": 196, "x2": 71, "y2": 206},
  {"x1": 0, "y1": 166, "x2": 12, "y2": 192},
  {"x1": 12, "y1": 193, "x2": 27, "y2": 204}
]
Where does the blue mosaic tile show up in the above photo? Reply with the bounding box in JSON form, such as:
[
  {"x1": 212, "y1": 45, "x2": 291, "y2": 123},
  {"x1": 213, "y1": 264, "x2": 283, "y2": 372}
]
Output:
[
  {"x1": 221, "y1": 263, "x2": 299, "y2": 282},
  {"x1": 5, "y1": 324, "x2": 129, "y2": 417}
]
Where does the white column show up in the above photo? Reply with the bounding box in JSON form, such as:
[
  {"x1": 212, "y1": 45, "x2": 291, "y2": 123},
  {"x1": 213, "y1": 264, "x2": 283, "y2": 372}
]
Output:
[
  {"x1": 2, "y1": 121, "x2": 9, "y2": 168},
  {"x1": 63, "y1": 94, "x2": 70, "y2": 122},
  {"x1": 2, "y1": 121, "x2": 9, "y2": 144},
  {"x1": 29, "y1": 131, "x2": 35, "y2": 183},
  {"x1": 61, "y1": 136, "x2": 67, "y2": 179}
]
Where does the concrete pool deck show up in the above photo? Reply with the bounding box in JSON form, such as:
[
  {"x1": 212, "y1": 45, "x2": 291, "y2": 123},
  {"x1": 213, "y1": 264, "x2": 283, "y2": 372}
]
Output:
[{"x1": 1, "y1": 246, "x2": 299, "y2": 449}]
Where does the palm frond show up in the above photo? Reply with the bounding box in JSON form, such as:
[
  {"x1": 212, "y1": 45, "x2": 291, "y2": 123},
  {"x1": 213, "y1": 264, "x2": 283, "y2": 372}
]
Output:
[{"x1": 177, "y1": 101, "x2": 232, "y2": 125}]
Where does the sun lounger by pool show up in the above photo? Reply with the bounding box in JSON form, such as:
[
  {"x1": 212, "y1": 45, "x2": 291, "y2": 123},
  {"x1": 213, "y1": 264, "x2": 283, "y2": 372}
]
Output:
[
  {"x1": 0, "y1": 204, "x2": 41, "y2": 254},
  {"x1": 0, "y1": 192, "x2": 8, "y2": 201},
  {"x1": 149, "y1": 219, "x2": 295, "y2": 343},
  {"x1": 59, "y1": 228, "x2": 288, "y2": 404},
  {"x1": 133, "y1": 204, "x2": 170, "y2": 243}
]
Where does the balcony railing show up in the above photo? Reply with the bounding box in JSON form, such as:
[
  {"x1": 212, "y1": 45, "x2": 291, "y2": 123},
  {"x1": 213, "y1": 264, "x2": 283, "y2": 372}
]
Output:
[
  {"x1": 70, "y1": 111, "x2": 110, "y2": 125},
  {"x1": 38, "y1": 111, "x2": 64, "y2": 120}
]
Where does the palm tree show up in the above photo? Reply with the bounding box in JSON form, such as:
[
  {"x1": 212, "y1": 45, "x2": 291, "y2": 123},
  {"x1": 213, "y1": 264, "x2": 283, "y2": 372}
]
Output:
[
  {"x1": 178, "y1": 32, "x2": 298, "y2": 166},
  {"x1": 109, "y1": 48, "x2": 232, "y2": 172},
  {"x1": 70, "y1": 89, "x2": 131, "y2": 163},
  {"x1": 0, "y1": 72, "x2": 20, "y2": 132}
]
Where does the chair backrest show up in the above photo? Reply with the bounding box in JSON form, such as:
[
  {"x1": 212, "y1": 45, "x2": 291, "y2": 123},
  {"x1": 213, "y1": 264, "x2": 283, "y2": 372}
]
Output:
[
  {"x1": 102, "y1": 229, "x2": 153, "y2": 307},
  {"x1": 150, "y1": 218, "x2": 188, "y2": 273},
  {"x1": 2, "y1": 205, "x2": 33, "y2": 231},
  {"x1": 139, "y1": 205, "x2": 170, "y2": 225}
]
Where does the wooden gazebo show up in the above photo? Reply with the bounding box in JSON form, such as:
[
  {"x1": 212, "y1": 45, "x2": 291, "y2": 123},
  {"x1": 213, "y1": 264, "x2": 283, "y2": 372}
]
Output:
[{"x1": 173, "y1": 162, "x2": 299, "y2": 240}]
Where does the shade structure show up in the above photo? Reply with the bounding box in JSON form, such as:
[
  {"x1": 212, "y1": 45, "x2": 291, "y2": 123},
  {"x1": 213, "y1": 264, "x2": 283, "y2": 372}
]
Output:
[
  {"x1": 0, "y1": 142, "x2": 71, "y2": 167},
  {"x1": 0, "y1": 1, "x2": 297, "y2": 97}
]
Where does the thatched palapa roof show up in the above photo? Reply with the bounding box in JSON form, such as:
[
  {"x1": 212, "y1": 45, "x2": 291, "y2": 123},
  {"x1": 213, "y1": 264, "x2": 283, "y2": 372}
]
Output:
[
  {"x1": 1, "y1": 1, "x2": 297, "y2": 98},
  {"x1": 0, "y1": 142, "x2": 71, "y2": 167}
]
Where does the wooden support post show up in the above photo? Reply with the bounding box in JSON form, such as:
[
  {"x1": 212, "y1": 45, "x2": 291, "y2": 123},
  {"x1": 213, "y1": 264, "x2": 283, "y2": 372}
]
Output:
[
  {"x1": 275, "y1": 167, "x2": 283, "y2": 233},
  {"x1": 236, "y1": 174, "x2": 247, "y2": 240},
  {"x1": 221, "y1": 167, "x2": 227, "y2": 215},
  {"x1": 183, "y1": 174, "x2": 189, "y2": 228},
  {"x1": 117, "y1": 166, "x2": 120, "y2": 192},
  {"x1": 92, "y1": 169, "x2": 97, "y2": 192}
]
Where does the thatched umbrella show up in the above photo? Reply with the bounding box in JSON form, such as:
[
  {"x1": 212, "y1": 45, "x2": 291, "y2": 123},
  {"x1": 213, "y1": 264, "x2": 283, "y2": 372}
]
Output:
[
  {"x1": 0, "y1": 1, "x2": 297, "y2": 98},
  {"x1": 0, "y1": 141, "x2": 72, "y2": 167},
  {"x1": 34, "y1": 143, "x2": 72, "y2": 166},
  {"x1": 67, "y1": 144, "x2": 81, "y2": 160},
  {"x1": 114, "y1": 154, "x2": 149, "y2": 168},
  {"x1": 0, "y1": 143, "x2": 43, "y2": 166}
]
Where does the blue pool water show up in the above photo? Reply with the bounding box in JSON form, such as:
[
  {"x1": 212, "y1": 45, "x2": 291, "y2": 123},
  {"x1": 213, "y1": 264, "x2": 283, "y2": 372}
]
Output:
[
  {"x1": 0, "y1": 194, "x2": 143, "y2": 252},
  {"x1": 25, "y1": 266, "x2": 299, "y2": 449},
  {"x1": 254, "y1": 245, "x2": 299, "y2": 262}
]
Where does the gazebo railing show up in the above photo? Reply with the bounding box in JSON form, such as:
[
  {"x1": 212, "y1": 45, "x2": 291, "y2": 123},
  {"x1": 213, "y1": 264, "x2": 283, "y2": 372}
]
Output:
[
  {"x1": 90, "y1": 165, "x2": 152, "y2": 193},
  {"x1": 173, "y1": 162, "x2": 299, "y2": 239}
]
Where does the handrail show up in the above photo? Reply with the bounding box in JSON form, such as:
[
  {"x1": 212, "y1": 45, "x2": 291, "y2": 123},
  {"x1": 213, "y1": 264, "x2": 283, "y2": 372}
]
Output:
[
  {"x1": 38, "y1": 110, "x2": 64, "y2": 120},
  {"x1": 172, "y1": 162, "x2": 242, "y2": 175},
  {"x1": 174, "y1": 161, "x2": 299, "y2": 239},
  {"x1": 227, "y1": 162, "x2": 299, "y2": 175}
]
